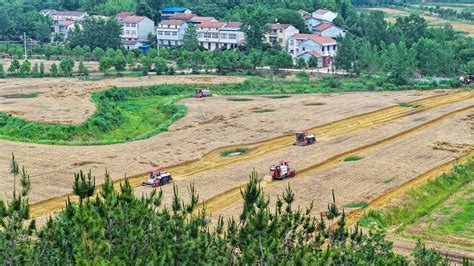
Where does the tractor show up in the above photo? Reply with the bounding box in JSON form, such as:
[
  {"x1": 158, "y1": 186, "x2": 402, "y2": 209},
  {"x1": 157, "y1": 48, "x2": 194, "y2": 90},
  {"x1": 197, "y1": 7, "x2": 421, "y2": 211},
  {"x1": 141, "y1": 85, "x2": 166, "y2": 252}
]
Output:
[
  {"x1": 294, "y1": 131, "x2": 316, "y2": 146},
  {"x1": 142, "y1": 167, "x2": 173, "y2": 188},
  {"x1": 460, "y1": 75, "x2": 474, "y2": 85},
  {"x1": 270, "y1": 160, "x2": 296, "y2": 180},
  {"x1": 194, "y1": 88, "x2": 212, "y2": 98}
]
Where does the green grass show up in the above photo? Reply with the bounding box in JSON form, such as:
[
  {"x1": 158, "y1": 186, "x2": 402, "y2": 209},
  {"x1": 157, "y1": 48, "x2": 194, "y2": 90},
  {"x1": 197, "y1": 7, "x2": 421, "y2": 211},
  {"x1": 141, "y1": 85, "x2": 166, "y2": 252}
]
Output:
[
  {"x1": 264, "y1": 95, "x2": 291, "y2": 99},
  {"x1": 399, "y1": 102, "x2": 423, "y2": 108},
  {"x1": 343, "y1": 156, "x2": 364, "y2": 162},
  {"x1": 304, "y1": 102, "x2": 325, "y2": 106},
  {"x1": 383, "y1": 177, "x2": 396, "y2": 184},
  {"x1": 220, "y1": 148, "x2": 250, "y2": 157},
  {"x1": 252, "y1": 109, "x2": 274, "y2": 113},
  {"x1": 1, "y1": 92, "x2": 40, "y2": 98},
  {"x1": 345, "y1": 201, "x2": 368, "y2": 209},
  {"x1": 359, "y1": 158, "x2": 474, "y2": 231},
  {"x1": 227, "y1": 97, "x2": 254, "y2": 101}
]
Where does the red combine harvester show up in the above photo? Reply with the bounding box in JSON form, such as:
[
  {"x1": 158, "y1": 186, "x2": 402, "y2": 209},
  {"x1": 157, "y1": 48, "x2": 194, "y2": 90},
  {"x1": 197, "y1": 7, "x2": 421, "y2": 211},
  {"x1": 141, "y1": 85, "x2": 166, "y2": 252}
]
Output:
[
  {"x1": 194, "y1": 88, "x2": 212, "y2": 98},
  {"x1": 294, "y1": 131, "x2": 316, "y2": 146},
  {"x1": 142, "y1": 167, "x2": 173, "y2": 187},
  {"x1": 270, "y1": 160, "x2": 296, "y2": 180}
]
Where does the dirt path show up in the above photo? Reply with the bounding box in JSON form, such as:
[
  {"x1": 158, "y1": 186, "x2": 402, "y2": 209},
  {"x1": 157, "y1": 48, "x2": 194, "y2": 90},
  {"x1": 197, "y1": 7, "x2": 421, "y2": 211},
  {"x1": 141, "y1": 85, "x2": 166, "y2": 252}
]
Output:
[
  {"x1": 201, "y1": 106, "x2": 473, "y2": 215},
  {"x1": 27, "y1": 91, "x2": 473, "y2": 218}
]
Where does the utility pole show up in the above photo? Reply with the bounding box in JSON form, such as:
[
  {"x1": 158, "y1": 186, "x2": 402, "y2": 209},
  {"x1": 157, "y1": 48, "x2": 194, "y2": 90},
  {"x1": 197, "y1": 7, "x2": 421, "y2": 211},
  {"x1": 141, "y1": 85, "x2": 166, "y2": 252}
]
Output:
[{"x1": 24, "y1": 32, "x2": 27, "y2": 60}]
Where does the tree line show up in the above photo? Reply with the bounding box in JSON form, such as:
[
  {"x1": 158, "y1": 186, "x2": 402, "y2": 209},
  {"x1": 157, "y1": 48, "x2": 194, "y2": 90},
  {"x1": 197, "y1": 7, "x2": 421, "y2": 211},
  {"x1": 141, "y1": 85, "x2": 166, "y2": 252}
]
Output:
[{"x1": 0, "y1": 155, "x2": 454, "y2": 264}]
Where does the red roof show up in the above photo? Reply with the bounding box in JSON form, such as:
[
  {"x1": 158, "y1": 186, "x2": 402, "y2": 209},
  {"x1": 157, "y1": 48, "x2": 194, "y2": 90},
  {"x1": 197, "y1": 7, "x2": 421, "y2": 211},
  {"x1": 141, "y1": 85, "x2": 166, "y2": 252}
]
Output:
[
  {"x1": 291, "y1": 33, "x2": 336, "y2": 44},
  {"x1": 191, "y1": 16, "x2": 216, "y2": 22},
  {"x1": 198, "y1": 21, "x2": 226, "y2": 28},
  {"x1": 224, "y1": 22, "x2": 241, "y2": 28},
  {"x1": 308, "y1": 51, "x2": 322, "y2": 57},
  {"x1": 314, "y1": 8, "x2": 331, "y2": 14},
  {"x1": 159, "y1": 20, "x2": 185, "y2": 25},
  {"x1": 116, "y1": 12, "x2": 134, "y2": 17},
  {"x1": 169, "y1": 13, "x2": 195, "y2": 20},
  {"x1": 313, "y1": 22, "x2": 333, "y2": 31},
  {"x1": 271, "y1": 23, "x2": 291, "y2": 30},
  {"x1": 123, "y1": 15, "x2": 148, "y2": 23},
  {"x1": 58, "y1": 20, "x2": 74, "y2": 26}
]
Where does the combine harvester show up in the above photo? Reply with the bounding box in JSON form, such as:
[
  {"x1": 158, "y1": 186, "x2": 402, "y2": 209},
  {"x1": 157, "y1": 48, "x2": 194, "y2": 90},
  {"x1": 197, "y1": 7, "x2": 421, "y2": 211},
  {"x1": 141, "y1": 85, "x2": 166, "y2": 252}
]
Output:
[
  {"x1": 194, "y1": 88, "x2": 212, "y2": 98},
  {"x1": 294, "y1": 131, "x2": 316, "y2": 146},
  {"x1": 142, "y1": 167, "x2": 173, "y2": 187},
  {"x1": 270, "y1": 160, "x2": 296, "y2": 180}
]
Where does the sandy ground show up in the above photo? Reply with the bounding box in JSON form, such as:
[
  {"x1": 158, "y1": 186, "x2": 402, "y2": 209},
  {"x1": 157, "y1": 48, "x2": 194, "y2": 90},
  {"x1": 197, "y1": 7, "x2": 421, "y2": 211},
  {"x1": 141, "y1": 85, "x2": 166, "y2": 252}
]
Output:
[
  {"x1": 367, "y1": 7, "x2": 474, "y2": 37},
  {"x1": 0, "y1": 75, "x2": 245, "y2": 124},
  {"x1": 0, "y1": 90, "x2": 454, "y2": 204},
  {"x1": 0, "y1": 59, "x2": 100, "y2": 74}
]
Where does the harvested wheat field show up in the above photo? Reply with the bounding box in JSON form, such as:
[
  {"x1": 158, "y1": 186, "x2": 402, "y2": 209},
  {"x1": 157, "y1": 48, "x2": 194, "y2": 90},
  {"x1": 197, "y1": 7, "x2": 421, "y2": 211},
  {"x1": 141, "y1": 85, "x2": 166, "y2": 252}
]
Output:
[
  {"x1": 0, "y1": 75, "x2": 245, "y2": 124},
  {"x1": 367, "y1": 7, "x2": 474, "y2": 37}
]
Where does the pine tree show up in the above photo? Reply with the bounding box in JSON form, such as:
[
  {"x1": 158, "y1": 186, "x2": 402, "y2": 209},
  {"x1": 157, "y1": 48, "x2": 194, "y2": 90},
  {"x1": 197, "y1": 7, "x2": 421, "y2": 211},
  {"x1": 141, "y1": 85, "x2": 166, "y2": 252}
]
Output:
[
  {"x1": 72, "y1": 170, "x2": 96, "y2": 202},
  {"x1": 19, "y1": 60, "x2": 31, "y2": 76},
  {"x1": 39, "y1": 62, "x2": 45, "y2": 77},
  {"x1": 50, "y1": 63, "x2": 58, "y2": 77},
  {"x1": 78, "y1": 61, "x2": 89, "y2": 77},
  {"x1": 32, "y1": 63, "x2": 39, "y2": 77},
  {"x1": 0, "y1": 64, "x2": 5, "y2": 78},
  {"x1": 183, "y1": 24, "x2": 199, "y2": 51}
]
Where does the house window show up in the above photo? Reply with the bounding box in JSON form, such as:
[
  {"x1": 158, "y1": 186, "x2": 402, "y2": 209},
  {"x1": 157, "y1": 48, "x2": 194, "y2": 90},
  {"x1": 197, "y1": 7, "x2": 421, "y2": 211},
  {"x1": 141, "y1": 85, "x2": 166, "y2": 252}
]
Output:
[
  {"x1": 165, "y1": 31, "x2": 171, "y2": 36},
  {"x1": 126, "y1": 30, "x2": 130, "y2": 34},
  {"x1": 204, "y1": 32, "x2": 211, "y2": 38},
  {"x1": 229, "y1": 34, "x2": 236, "y2": 40},
  {"x1": 157, "y1": 31, "x2": 163, "y2": 35},
  {"x1": 198, "y1": 33, "x2": 204, "y2": 38},
  {"x1": 131, "y1": 23, "x2": 136, "y2": 27},
  {"x1": 125, "y1": 23, "x2": 130, "y2": 27},
  {"x1": 212, "y1": 33, "x2": 218, "y2": 39},
  {"x1": 279, "y1": 29, "x2": 283, "y2": 33},
  {"x1": 221, "y1": 33, "x2": 227, "y2": 39},
  {"x1": 278, "y1": 38, "x2": 283, "y2": 43},
  {"x1": 131, "y1": 30, "x2": 136, "y2": 35},
  {"x1": 302, "y1": 47, "x2": 305, "y2": 51},
  {"x1": 172, "y1": 32, "x2": 177, "y2": 36},
  {"x1": 333, "y1": 45, "x2": 336, "y2": 50},
  {"x1": 322, "y1": 46, "x2": 325, "y2": 52}
]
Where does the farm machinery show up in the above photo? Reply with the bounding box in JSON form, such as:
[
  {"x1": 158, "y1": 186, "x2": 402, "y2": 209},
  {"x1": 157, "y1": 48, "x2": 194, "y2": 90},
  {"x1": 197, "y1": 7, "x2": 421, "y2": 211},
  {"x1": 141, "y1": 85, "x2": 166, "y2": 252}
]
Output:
[
  {"x1": 460, "y1": 75, "x2": 474, "y2": 85},
  {"x1": 294, "y1": 131, "x2": 316, "y2": 146},
  {"x1": 142, "y1": 167, "x2": 173, "y2": 188},
  {"x1": 270, "y1": 160, "x2": 296, "y2": 180},
  {"x1": 194, "y1": 88, "x2": 212, "y2": 98}
]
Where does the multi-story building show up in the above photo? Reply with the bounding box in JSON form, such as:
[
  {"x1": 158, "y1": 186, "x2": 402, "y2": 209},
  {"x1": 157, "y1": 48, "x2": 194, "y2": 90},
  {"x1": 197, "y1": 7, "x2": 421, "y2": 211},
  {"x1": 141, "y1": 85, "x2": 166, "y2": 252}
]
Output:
[
  {"x1": 40, "y1": 9, "x2": 87, "y2": 24},
  {"x1": 311, "y1": 22, "x2": 345, "y2": 38},
  {"x1": 188, "y1": 16, "x2": 218, "y2": 24},
  {"x1": 116, "y1": 12, "x2": 134, "y2": 22},
  {"x1": 288, "y1": 34, "x2": 337, "y2": 67},
  {"x1": 53, "y1": 20, "x2": 77, "y2": 40},
  {"x1": 156, "y1": 20, "x2": 189, "y2": 47},
  {"x1": 197, "y1": 21, "x2": 226, "y2": 50},
  {"x1": 169, "y1": 13, "x2": 196, "y2": 21},
  {"x1": 265, "y1": 23, "x2": 299, "y2": 50},
  {"x1": 218, "y1": 22, "x2": 245, "y2": 49},
  {"x1": 120, "y1": 16, "x2": 155, "y2": 42},
  {"x1": 160, "y1": 7, "x2": 192, "y2": 20},
  {"x1": 303, "y1": 14, "x2": 323, "y2": 32},
  {"x1": 312, "y1": 8, "x2": 337, "y2": 22}
]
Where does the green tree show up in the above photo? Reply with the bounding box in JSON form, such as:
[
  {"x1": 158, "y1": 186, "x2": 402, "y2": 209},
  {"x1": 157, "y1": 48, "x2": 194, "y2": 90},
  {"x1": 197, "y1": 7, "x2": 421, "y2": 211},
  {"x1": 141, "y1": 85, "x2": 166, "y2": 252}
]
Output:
[
  {"x1": 113, "y1": 51, "x2": 127, "y2": 73},
  {"x1": 72, "y1": 170, "x2": 96, "y2": 203},
  {"x1": 308, "y1": 56, "x2": 320, "y2": 68},
  {"x1": 183, "y1": 24, "x2": 199, "y2": 51},
  {"x1": 19, "y1": 60, "x2": 31, "y2": 76},
  {"x1": 59, "y1": 58, "x2": 74, "y2": 77},
  {"x1": 297, "y1": 58, "x2": 307, "y2": 69},
  {"x1": 395, "y1": 14, "x2": 428, "y2": 47},
  {"x1": 241, "y1": 6, "x2": 270, "y2": 50},
  {"x1": 39, "y1": 62, "x2": 45, "y2": 77},
  {"x1": 73, "y1": 46, "x2": 85, "y2": 60},
  {"x1": 154, "y1": 57, "x2": 167, "y2": 74},
  {"x1": 382, "y1": 41, "x2": 416, "y2": 85},
  {"x1": 32, "y1": 63, "x2": 39, "y2": 77},
  {"x1": 93, "y1": 47, "x2": 105, "y2": 60},
  {"x1": 50, "y1": 63, "x2": 58, "y2": 77},
  {"x1": 0, "y1": 64, "x2": 5, "y2": 78},
  {"x1": 69, "y1": 18, "x2": 122, "y2": 50},
  {"x1": 335, "y1": 34, "x2": 358, "y2": 74},
  {"x1": 139, "y1": 55, "x2": 153, "y2": 75},
  {"x1": 99, "y1": 55, "x2": 113, "y2": 75},
  {"x1": 78, "y1": 61, "x2": 90, "y2": 77},
  {"x1": 8, "y1": 59, "x2": 20, "y2": 74}
]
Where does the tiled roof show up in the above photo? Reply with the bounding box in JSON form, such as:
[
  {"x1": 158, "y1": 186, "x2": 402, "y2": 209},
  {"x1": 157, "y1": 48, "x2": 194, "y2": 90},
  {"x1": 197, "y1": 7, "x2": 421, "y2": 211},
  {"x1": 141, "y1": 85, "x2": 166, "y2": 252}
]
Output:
[
  {"x1": 116, "y1": 12, "x2": 134, "y2": 17},
  {"x1": 159, "y1": 20, "x2": 186, "y2": 25},
  {"x1": 308, "y1": 50, "x2": 322, "y2": 57},
  {"x1": 198, "y1": 21, "x2": 226, "y2": 28},
  {"x1": 313, "y1": 22, "x2": 333, "y2": 31},
  {"x1": 169, "y1": 13, "x2": 195, "y2": 20},
  {"x1": 291, "y1": 33, "x2": 336, "y2": 44},
  {"x1": 271, "y1": 23, "x2": 291, "y2": 29},
  {"x1": 314, "y1": 8, "x2": 331, "y2": 14},
  {"x1": 224, "y1": 22, "x2": 241, "y2": 29},
  {"x1": 58, "y1": 20, "x2": 74, "y2": 26},
  {"x1": 123, "y1": 16, "x2": 148, "y2": 23},
  {"x1": 190, "y1": 16, "x2": 215, "y2": 22}
]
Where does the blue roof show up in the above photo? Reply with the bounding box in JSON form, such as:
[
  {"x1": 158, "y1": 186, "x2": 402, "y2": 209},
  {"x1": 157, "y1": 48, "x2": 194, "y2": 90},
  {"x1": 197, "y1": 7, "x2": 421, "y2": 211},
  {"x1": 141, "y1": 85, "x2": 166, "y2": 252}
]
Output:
[{"x1": 161, "y1": 7, "x2": 188, "y2": 12}]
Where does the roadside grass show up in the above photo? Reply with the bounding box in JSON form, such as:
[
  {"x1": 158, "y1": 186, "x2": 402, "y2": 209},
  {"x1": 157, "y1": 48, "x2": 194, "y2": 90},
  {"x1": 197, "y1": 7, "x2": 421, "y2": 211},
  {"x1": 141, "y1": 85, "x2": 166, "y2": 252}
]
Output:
[
  {"x1": 252, "y1": 109, "x2": 274, "y2": 113},
  {"x1": 227, "y1": 97, "x2": 254, "y2": 101},
  {"x1": 399, "y1": 102, "x2": 423, "y2": 108},
  {"x1": 344, "y1": 156, "x2": 364, "y2": 162},
  {"x1": 359, "y1": 158, "x2": 474, "y2": 231},
  {"x1": 383, "y1": 177, "x2": 396, "y2": 184},
  {"x1": 220, "y1": 148, "x2": 250, "y2": 157},
  {"x1": 1, "y1": 92, "x2": 41, "y2": 99},
  {"x1": 345, "y1": 201, "x2": 368, "y2": 209},
  {"x1": 264, "y1": 95, "x2": 291, "y2": 99}
]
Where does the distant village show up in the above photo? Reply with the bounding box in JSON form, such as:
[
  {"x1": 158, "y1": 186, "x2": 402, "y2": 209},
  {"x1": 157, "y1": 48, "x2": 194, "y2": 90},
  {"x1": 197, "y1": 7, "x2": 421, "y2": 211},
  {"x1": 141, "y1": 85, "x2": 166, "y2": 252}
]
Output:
[{"x1": 40, "y1": 7, "x2": 346, "y2": 68}]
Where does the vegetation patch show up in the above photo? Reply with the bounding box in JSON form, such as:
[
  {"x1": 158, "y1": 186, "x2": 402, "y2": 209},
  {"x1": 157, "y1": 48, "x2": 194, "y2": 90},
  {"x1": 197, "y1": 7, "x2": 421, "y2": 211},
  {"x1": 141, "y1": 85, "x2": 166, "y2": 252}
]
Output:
[
  {"x1": 383, "y1": 177, "x2": 396, "y2": 184},
  {"x1": 264, "y1": 95, "x2": 291, "y2": 99},
  {"x1": 227, "y1": 97, "x2": 254, "y2": 101},
  {"x1": 304, "y1": 102, "x2": 325, "y2": 106},
  {"x1": 360, "y1": 158, "x2": 474, "y2": 232},
  {"x1": 1, "y1": 92, "x2": 40, "y2": 99},
  {"x1": 220, "y1": 147, "x2": 250, "y2": 157},
  {"x1": 344, "y1": 201, "x2": 368, "y2": 209},
  {"x1": 343, "y1": 156, "x2": 364, "y2": 162},
  {"x1": 252, "y1": 109, "x2": 274, "y2": 113},
  {"x1": 399, "y1": 102, "x2": 423, "y2": 108}
]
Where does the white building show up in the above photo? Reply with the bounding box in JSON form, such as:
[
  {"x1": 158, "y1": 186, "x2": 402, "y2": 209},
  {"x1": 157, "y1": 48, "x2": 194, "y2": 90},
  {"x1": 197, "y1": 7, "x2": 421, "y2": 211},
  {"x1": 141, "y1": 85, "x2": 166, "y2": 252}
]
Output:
[
  {"x1": 297, "y1": 51, "x2": 323, "y2": 67},
  {"x1": 53, "y1": 20, "x2": 77, "y2": 40},
  {"x1": 120, "y1": 16, "x2": 155, "y2": 42},
  {"x1": 157, "y1": 20, "x2": 189, "y2": 47},
  {"x1": 197, "y1": 21, "x2": 226, "y2": 50},
  {"x1": 188, "y1": 16, "x2": 218, "y2": 24},
  {"x1": 40, "y1": 9, "x2": 87, "y2": 24},
  {"x1": 218, "y1": 22, "x2": 245, "y2": 49},
  {"x1": 312, "y1": 8, "x2": 337, "y2": 22},
  {"x1": 288, "y1": 34, "x2": 337, "y2": 67},
  {"x1": 304, "y1": 14, "x2": 323, "y2": 32},
  {"x1": 265, "y1": 23, "x2": 299, "y2": 50},
  {"x1": 312, "y1": 22, "x2": 345, "y2": 38},
  {"x1": 160, "y1": 7, "x2": 192, "y2": 20}
]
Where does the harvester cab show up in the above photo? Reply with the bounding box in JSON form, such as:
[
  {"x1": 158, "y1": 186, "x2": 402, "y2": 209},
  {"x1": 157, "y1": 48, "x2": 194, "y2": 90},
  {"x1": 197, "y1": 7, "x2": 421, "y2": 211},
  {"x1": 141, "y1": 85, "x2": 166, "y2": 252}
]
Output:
[
  {"x1": 142, "y1": 167, "x2": 173, "y2": 188},
  {"x1": 194, "y1": 88, "x2": 212, "y2": 98},
  {"x1": 294, "y1": 131, "x2": 316, "y2": 146},
  {"x1": 270, "y1": 160, "x2": 296, "y2": 180}
]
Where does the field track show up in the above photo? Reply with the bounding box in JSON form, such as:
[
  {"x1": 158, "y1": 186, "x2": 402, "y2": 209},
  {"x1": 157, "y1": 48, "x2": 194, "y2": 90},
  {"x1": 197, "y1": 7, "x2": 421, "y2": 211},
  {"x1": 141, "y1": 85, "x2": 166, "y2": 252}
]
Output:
[{"x1": 29, "y1": 91, "x2": 473, "y2": 218}]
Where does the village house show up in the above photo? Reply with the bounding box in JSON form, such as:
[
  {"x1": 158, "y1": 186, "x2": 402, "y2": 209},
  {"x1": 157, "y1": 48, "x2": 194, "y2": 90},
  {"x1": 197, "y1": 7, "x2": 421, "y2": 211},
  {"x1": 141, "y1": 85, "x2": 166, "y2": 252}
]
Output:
[
  {"x1": 53, "y1": 20, "x2": 78, "y2": 40},
  {"x1": 160, "y1": 7, "x2": 192, "y2": 20},
  {"x1": 116, "y1": 12, "x2": 134, "y2": 22},
  {"x1": 288, "y1": 33, "x2": 337, "y2": 68},
  {"x1": 265, "y1": 23, "x2": 299, "y2": 50},
  {"x1": 40, "y1": 9, "x2": 87, "y2": 25},
  {"x1": 188, "y1": 16, "x2": 218, "y2": 24},
  {"x1": 156, "y1": 20, "x2": 189, "y2": 47},
  {"x1": 169, "y1": 13, "x2": 196, "y2": 21},
  {"x1": 197, "y1": 21, "x2": 226, "y2": 50},
  {"x1": 303, "y1": 14, "x2": 323, "y2": 33},
  {"x1": 311, "y1": 22, "x2": 345, "y2": 38},
  {"x1": 120, "y1": 15, "x2": 154, "y2": 42},
  {"x1": 218, "y1": 22, "x2": 245, "y2": 49},
  {"x1": 312, "y1": 8, "x2": 337, "y2": 22}
]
